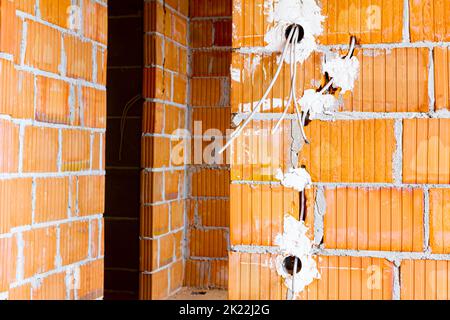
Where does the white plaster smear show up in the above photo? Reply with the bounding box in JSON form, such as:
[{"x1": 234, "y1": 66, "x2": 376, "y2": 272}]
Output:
[
  {"x1": 264, "y1": 0, "x2": 325, "y2": 63},
  {"x1": 275, "y1": 215, "x2": 320, "y2": 294},
  {"x1": 299, "y1": 89, "x2": 338, "y2": 119},
  {"x1": 275, "y1": 167, "x2": 312, "y2": 192},
  {"x1": 322, "y1": 53, "x2": 360, "y2": 93}
]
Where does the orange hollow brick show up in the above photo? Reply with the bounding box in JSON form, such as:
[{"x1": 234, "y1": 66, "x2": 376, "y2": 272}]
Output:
[
  {"x1": 24, "y1": 20, "x2": 61, "y2": 74},
  {"x1": 61, "y1": 129, "x2": 91, "y2": 172},
  {"x1": 0, "y1": 179, "x2": 32, "y2": 233},
  {"x1": 401, "y1": 259, "x2": 450, "y2": 300},
  {"x1": 0, "y1": 236, "x2": 17, "y2": 292},
  {"x1": 403, "y1": 118, "x2": 450, "y2": 184},
  {"x1": 23, "y1": 126, "x2": 59, "y2": 173},
  {"x1": 36, "y1": 76, "x2": 71, "y2": 125},
  {"x1": 324, "y1": 187, "x2": 424, "y2": 252},
  {"x1": 300, "y1": 119, "x2": 396, "y2": 183},
  {"x1": 429, "y1": 188, "x2": 450, "y2": 254},
  {"x1": 0, "y1": 119, "x2": 20, "y2": 173},
  {"x1": 59, "y1": 220, "x2": 90, "y2": 266},
  {"x1": 22, "y1": 227, "x2": 58, "y2": 278},
  {"x1": 35, "y1": 177, "x2": 69, "y2": 223}
]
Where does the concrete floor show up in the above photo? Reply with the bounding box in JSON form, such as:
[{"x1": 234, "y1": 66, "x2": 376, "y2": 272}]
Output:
[{"x1": 168, "y1": 288, "x2": 228, "y2": 300}]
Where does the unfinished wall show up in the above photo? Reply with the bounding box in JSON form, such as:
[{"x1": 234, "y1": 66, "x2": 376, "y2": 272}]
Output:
[
  {"x1": 185, "y1": 0, "x2": 232, "y2": 290},
  {"x1": 140, "y1": 0, "x2": 188, "y2": 300},
  {"x1": 229, "y1": 0, "x2": 450, "y2": 300},
  {"x1": 0, "y1": 0, "x2": 107, "y2": 300},
  {"x1": 104, "y1": 0, "x2": 142, "y2": 300}
]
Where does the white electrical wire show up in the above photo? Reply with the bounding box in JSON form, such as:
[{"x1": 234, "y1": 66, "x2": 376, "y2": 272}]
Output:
[{"x1": 218, "y1": 27, "x2": 296, "y2": 155}]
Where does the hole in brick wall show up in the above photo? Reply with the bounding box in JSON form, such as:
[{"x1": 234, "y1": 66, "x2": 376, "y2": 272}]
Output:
[
  {"x1": 300, "y1": 190, "x2": 307, "y2": 221},
  {"x1": 285, "y1": 24, "x2": 305, "y2": 43},
  {"x1": 283, "y1": 256, "x2": 302, "y2": 275},
  {"x1": 191, "y1": 291, "x2": 208, "y2": 296}
]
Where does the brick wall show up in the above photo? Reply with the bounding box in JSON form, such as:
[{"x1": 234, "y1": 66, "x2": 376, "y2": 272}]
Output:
[
  {"x1": 140, "y1": 0, "x2": 188, "y2": 300},
  {"x1": 185, "y1": 0, "x2": 232, "y2": 290},
  {"x1": 229, "y1": 0, "x2": 450, "y2": 300},
  {"x1": 0, "y1": 0, "x2": 107, "y2": 300}
]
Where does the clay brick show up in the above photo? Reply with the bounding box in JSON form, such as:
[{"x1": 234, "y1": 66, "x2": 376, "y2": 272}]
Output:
[
  {"x1": 189, "y1": 229, "x2": 227, "y2": 258},
  {"x1": 35, "y1": 177, "x2": 69, "y2": 223},
  {"x1": 190, "y1": 78, "x2": 225, "y2": 106},
  {"x1": 0, "y1": 179, "x2": 32, "y2": 233},
  {"x1": 140, "y1": 204, "x2": 170, "y2": 237},
  {"x1": 91, "y1": 133, "x2": 102, "y2": 170},
  {"x1": 0, "y1": 119, "x2": 19, "y2": 173},
  {"x1": 0, "y1": 0, "x2": 20, "y2": 56},
  {"x1": 0, "y1": 59, "x2": 34, "y2": 119},
  {"x1": 78, "y1": 175, "x2": 105, "y2": 216},
  {"x1": 214, "y1": 20, "x2": 232, "y2": 47},
  {"x1": 210, "y1": 260, "x2": 228, "y2": 289},
  {"x1": 231, "y1": 184, "x2": 315, "y2": 246},
  {"x1": 184, "y1": 259, "x2": 210, "y2": 288},
  {"x1": 434, "y1": 47, "x2": 450, "y2": 110},
  {"x1": 170, "y1": 260, "x2": 184, "y2": 293},
  {"x1": 61, "y1": 129, "x2": 91, "y2": 172},
  {"x1": 143, "y1": 67, "x2": 171, "y2": 101},
  {"x1": 342, "y1": 48, "x2": 429, "y2": 112},
  {"x1": 300, "y1": 119, "x2": 396, "y2": 183},
  {"x1": 144, "y1": 34, "x2": 163, "y2": 67},
  {"x1": 82, "y1": 87, "x2": 106, "y2": 128},
  {"x1": 0, "y1": 237, "x2": 17, "y2": 292},
  {"x1": 83, "y1": 0, "x2": 108, "y2": 44},
  {"x1": 36, "y1": 76, "x2": 70, "y2": 124},
  {"x1": 139, "y1": 270, "x2": 169, "y2": 300},
  {"x1": 165, "y1": 170, "x2": 183, "y2": 200},
  {"x1": 190, "y1": 20, "x2": 213, "y2": 48},
  {"x1": 172, "y1": 12, "x2": 187, "y2": 45},
  {"x1": 159, "y1": 233, "x2": 175, "y2": 267},
  {"x1": 172, "y1": 74, "x2": 187, "y2": 105},
  {"x1": 23, "y1": 126, "x2": 59, "y2": 173},
  {"x1": 40, "y1": 0, "x2": 72, "y2": 28},
  {"x1": 231, "y1": 52, "x2": 321, "y2": 113},
  {"x1": 8, "y1": 283, "x2": 31, "y2": 300},
  {"x1": 22, "y1": 227, "x2": 57, "y2": 278},
  {"x1": 142, "y1": 102, "x2": 164, "y2": 134},
  {"x1": 144, "y1": 1, "x2": 171, "y2": 36},
  {"x1": 401, "y1": 259, "x2": 450, "y2": 300},
  {"x1": 90, "y1": 218, "x2": 99, "y2": 258},
  {"x1": 32, "y1": 272, "x2": 66, "y2": 300},
  {"x1": 228, "y1": 252, "x2": 286, "y2": 300},
  {"x1": 231, "y1": 120, "x2": 291, "y2": 181},
  {"x1": 173, "y1": 230, "x2": 183, "y2": 259},
  {"x1": 165, "y1": 104, "x2": 186, "y2": 134},
  {"x1": 192, "y1": 107, "x2": 231, "y2": 134},
  {"x1": 410, "y1": 0, "x2": 450, "y2": 42},
  {"x1": 64, "y1": 35, "x2": 93, "y2": 81},
  {"x1": 60, "y1": 220, "x2": 90, "y2": 265},
  {"x1": 141, "y1": 136, "x2": 171, "y2": 168},
  {"x1": 140, "y1": 239, "x2": 157, "y2": 272},
  {"x1": 192, "y1": 51, "x2": 230, "y2": 77},
  {"x1": 171, "y1": 200, "x2": 184, "y2": 230},
  {"x1": 324, "y1": 187, "x2": 424, "y2": 252},
  {"x1": 78, "y1": 259, "x2": 104, "y2": 300},
  {"x1": 15, "y1": 0, "x2": 35, "y2": 14},
  {"x1": 190, "y1": 0, "x2": 232, "y2": 18},
  {"x1": 429, "y1": 188, "x2": 450, "y2": 254},
  {"x1": 298, "y1": 256, "x2": 394, "y2": 300},
  {"x1": 195, "y1": 199, "x2": 229, "y2": 228},
  {"x1": 403, "y1": 119, "x2": 450, "y2": 184},
  {"x1": 24, "y1": 20, "x2": 61, "y2": 74},
  {"x1": 192, "y1": 168, "x2": 229, "y2": 197},
  {"x1": 96, "y1": 47, "x2": 107, "y2": 85},
  {"x1": 141, "y1": 171, "x2": 164, "y2": 203}
]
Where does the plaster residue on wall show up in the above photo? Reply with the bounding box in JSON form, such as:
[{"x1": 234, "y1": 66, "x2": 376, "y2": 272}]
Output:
[
  {"x1": 264, "y1": 0, "x2": 325, "y2": 63},
  {"x1": 275, "y1": 167, "x2": 312, "y2": 192},
  {"x1": 275, "y1": 215, "x2": 320, "y2": 295}
]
